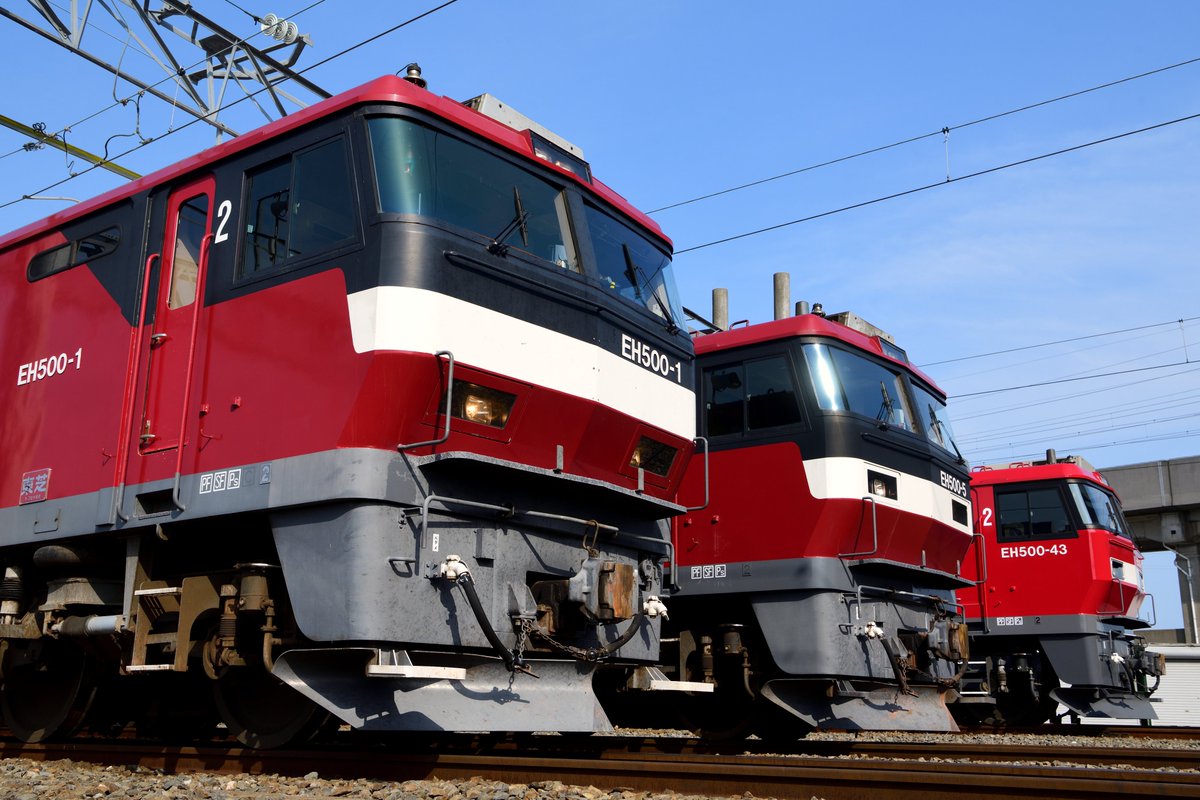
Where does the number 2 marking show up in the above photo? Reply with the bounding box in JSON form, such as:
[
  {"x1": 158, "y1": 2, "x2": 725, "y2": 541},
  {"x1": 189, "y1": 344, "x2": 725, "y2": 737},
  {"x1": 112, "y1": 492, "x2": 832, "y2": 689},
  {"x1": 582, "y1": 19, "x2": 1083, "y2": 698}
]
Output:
[
  {"x1": 214, "y1": 199, "x2": 232, "y2": 244},
  {"x1": 980, "y1": 507, "x2": 993, "y2": 527}
]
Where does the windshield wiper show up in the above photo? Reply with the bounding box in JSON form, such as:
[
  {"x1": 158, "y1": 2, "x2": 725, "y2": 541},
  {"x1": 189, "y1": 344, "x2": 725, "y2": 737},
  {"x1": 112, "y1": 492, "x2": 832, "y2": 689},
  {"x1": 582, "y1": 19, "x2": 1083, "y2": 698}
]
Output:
[
  {"x1": 488, "y1": 187, "x2": 529, "y2": 256},
  {"x1": 876, "y1": 382, "x2": 895, "y2": 425},
  {"x1": 623, "y1": 244, "x2": 679, "y2": 334},
  {"x1": 928, "y1": 404, "x2": 966, "y2": 465}
]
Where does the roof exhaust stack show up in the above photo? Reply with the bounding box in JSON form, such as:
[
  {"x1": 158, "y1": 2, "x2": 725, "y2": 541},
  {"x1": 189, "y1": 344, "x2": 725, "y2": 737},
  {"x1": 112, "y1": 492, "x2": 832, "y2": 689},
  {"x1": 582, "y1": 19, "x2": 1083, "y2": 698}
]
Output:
[
  {"x1": 712, "y1": 288, "x2": 729, "y2": 332},
  {"x1": 773, "y1": 272, "x2": 790, "y2": 320},
  {"x1": 796, "y1": 300, "x2": 810, "y2": 316},
  {"x1": 401, "y1": 63, "x2": 427, "y2": 89},
  {"x1": 1046, "y1": 448, "x2": 1058, "y2": 464}
]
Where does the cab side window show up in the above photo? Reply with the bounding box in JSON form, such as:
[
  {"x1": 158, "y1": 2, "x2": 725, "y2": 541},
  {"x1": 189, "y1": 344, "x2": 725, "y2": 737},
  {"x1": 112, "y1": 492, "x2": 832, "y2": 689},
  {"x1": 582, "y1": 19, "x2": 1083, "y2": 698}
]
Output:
[
  {"x1": 996, "y1": 486, "x2": 1075, "y2": 542},
  {"x1": 704, "y1": 355, "x2": 803, "y2": 436},
  {"x1": 241, "y1": 136, "x2": 357, "y2": 278}
]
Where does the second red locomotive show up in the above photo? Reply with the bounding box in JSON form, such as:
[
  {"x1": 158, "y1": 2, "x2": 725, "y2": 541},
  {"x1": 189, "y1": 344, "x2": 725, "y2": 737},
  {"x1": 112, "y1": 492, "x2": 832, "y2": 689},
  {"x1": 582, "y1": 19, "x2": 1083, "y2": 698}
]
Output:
[{"x1": 643, "y1": 307, "x2": 974, "y2": 736}]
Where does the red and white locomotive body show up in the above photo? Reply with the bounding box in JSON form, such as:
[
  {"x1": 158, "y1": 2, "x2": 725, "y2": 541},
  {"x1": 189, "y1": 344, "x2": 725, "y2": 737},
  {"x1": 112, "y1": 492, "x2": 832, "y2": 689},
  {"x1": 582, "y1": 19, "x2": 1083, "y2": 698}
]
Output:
[
  {"x1": 954, "y1": 456, "x2": 1161, "y2": 724},
  {"x1": 0, "y1": 75, "x2": 695, "y2": 744},
  {"x1": 658, "y1": 311, "x2": 973, "y2": 735}
]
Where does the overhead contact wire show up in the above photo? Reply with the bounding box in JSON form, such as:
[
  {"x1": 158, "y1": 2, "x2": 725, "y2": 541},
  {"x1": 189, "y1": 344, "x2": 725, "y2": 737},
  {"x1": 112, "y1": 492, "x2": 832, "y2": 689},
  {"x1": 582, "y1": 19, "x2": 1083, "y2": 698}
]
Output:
[
  {"x1": 0, "y1": 0, "x2": 460, "y2": 211},
  {"x1": 674, "y1": 111, "x2": 1200, "y2": 254},
  {"x1": 649, "y1": 54, "x2": 1200, "y2": 214}
]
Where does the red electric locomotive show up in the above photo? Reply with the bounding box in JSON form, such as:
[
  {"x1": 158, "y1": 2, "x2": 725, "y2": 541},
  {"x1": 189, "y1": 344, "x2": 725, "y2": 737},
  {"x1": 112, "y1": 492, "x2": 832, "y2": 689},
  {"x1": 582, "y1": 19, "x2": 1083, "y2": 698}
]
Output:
[
  {"x1": 649, "y1": 308, "x2": 973, "y2": 736},
  {"x1": 0, "y1": 70, "x2": 697, "y2": 745},
  {"x1": 953, "y1": 454, "x2": 1162, "y2": 725}
]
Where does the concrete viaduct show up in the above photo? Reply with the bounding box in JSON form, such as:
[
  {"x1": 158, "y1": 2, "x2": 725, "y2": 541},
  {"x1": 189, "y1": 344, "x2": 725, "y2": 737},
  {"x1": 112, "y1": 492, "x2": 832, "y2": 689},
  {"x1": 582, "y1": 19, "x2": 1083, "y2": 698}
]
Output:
[{"x1": 1103, "y1": 455, "x2": 1200, "y2": 643}]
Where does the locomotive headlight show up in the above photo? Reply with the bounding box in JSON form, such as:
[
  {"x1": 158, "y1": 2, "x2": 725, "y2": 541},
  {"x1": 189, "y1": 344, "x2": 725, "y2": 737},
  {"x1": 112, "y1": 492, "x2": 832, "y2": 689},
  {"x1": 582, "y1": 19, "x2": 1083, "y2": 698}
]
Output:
[
  {"x1": 629, "y1": 437, "x2": 678, "y2": 477},
  {"x1": 464, "y1": 394, "x2": 496, "y2": 425},
  {"x1": 450, "y1": 381, "x2": 516, "y2": 428}
]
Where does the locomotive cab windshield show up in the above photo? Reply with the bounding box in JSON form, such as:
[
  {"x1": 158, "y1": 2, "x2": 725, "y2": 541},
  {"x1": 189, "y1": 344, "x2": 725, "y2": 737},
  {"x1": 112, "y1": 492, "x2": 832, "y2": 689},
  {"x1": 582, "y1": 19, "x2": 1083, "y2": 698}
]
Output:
[
  {"x1": 1068, "y1": 481, "x2": 1132, "y2": 539},
  {"x1": 367, "y1": 114, "x2": 685, "y2": 328}
]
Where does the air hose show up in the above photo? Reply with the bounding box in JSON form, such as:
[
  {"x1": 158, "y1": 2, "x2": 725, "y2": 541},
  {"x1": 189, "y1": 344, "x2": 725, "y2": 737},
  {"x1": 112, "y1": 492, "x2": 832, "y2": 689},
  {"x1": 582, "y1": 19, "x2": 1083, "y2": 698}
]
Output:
[{"x1": 453, "y1": 571, "x2": 524, "y2": 673}]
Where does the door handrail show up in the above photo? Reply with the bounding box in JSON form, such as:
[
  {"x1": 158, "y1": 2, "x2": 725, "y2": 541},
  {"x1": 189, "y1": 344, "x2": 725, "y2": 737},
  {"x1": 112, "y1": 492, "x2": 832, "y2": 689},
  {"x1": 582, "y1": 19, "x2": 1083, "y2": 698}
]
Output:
[
  {"x1": 111, "y1": 252, "x2": 160, "y2": 524},
  {"x1": 170, "y1": 232, "x2": 214, "y2": 512}
]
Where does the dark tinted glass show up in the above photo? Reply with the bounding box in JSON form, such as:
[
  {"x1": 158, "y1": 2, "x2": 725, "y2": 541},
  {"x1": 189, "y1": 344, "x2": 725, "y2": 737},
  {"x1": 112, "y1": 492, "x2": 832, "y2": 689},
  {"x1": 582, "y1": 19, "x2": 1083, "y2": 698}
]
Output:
[
  {"x1": 745, "y1": 357, "x2": 802, "y2": 430},
  {"x1": 28, "y1": 226, "x2": 121, "y2": 281},
  {"x1": 291, "y1": 139, "x2": 356, "y2": 256},
  {"x1": 241, "y1": 137, "x2": 356, "y2": 277},
  {"x1": 704, "y1": 356, "x2": 801, "y2": 436},
  {"x1": 1069, "y1": 482, "x2": 1131, "y2": 539},
  {"x1": 705, "y1": 364, "x2": 745, "y2": 437},
  {"x1": 243, "y1": 160, "x2": 291, "y2": 274},
  {"x1": 370, "y1": 117, "x2": 576, "y2": 270},
  {"x1": 996, "y1": 486, "x2": 1074, "y2": 542},
  {"x1": 828, "y1": 347, "x2": 912, "y2": 430}
]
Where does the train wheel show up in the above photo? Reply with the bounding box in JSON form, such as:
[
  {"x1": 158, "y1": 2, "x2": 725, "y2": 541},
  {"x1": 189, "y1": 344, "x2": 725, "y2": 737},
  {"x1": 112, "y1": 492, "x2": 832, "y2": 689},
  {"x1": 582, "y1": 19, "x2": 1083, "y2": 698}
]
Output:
[
  {"x1": 0, "y1": 640, "x2": 97, "y2": 742},
  {"x1": 986, "y1": 660, "x2": 1062, "y2": 727},
  {"x1": 674, "y1": 689, "x2": 757, "y2": 740},
  {"x1": 132, "y1": 673, "x2": 222, "y2": 743},
  {"x1": 752, "y1": 700, "x2": 813, "y2": 743},
  {"x1": 212, "y1": 666, "x2": 330, "y2": 749}
]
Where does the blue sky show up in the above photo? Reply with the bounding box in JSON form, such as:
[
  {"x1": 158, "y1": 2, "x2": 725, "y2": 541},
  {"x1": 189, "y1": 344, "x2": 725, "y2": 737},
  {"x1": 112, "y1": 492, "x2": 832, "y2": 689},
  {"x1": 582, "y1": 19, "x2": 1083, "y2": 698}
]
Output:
[{"x1": 1, "y1": 1, "x2": 1197, "y2": 627}]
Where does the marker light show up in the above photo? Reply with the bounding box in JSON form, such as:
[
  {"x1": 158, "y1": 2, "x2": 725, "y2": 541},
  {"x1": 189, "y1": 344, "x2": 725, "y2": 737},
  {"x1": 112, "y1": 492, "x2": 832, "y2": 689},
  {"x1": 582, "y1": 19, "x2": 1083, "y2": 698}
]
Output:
[{"x1": 867, "y1": 470, "x2": 898, "y2": 500}]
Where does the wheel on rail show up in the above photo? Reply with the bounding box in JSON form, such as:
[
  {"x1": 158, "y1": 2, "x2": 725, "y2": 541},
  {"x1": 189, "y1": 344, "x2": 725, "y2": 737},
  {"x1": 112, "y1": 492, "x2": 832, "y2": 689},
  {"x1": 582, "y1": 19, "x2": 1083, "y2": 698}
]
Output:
[
  {"x1": 0, "y1": 639, "x2": 97, "y2": 742},
  {"x1": 132, "y1": 672, "x2": 222, "y2": 742},
  {"x1": 674, "y1": 687, "x2": 758, "y2": 740},
  {"x1": 752, "y1": 700, "x2": 813, "y2": 744},
  {"x1": 212, "y1": 665, "x2": 331, "y2": 749}
]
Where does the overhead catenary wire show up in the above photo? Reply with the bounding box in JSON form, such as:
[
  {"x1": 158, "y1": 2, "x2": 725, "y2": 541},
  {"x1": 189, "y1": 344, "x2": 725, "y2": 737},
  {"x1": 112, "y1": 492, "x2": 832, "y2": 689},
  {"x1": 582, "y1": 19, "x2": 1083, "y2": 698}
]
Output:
[
  {"x1": 969, "y1": 428, "x2": 1200, "y2": 464},
  {"x1": 969, "y1": 426, "x2": 1200, "y2": 463},
  {"x1": 0, "y1": 0, "x2": 461, "y2": 212},
  {"x1": 959, "y1": 396, "x2": 1200, "y2": 445},
  {"x1": 949, "y1": 359, "x2": 1200, "y2": 400},
  {"x1": 922, "y1": 315, "x2": 1200, "y2": 368},
  {"x1": 647, "y1": 54, "x2": 1200, "y2": 214},
  {"x1": 673, "y1": 110, "x2": 1200, "y2": 255},
  {"x1": 955, "y1": 374, "x2": 1200, "y2": 429},
  {"x1": 0, "y1": 0, "x2": 333, "y2": 168},
  {"x1": 932, "y1": 322, "x2": 1200, "y2": 385}
]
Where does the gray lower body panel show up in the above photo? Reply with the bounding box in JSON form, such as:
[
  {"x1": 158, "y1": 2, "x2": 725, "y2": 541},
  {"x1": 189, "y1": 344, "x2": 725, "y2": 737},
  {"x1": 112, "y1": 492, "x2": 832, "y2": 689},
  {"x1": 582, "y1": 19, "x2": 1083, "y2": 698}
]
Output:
[
  {"x1": 1052, "y1": 686, "x2": 1157, "y2": 720},
  {"x1": 273, "y1": 648, "x2": 611, "y2": 732},
  {"x1": 762, "y1": 680, "x2": 957, "y2": 731}
]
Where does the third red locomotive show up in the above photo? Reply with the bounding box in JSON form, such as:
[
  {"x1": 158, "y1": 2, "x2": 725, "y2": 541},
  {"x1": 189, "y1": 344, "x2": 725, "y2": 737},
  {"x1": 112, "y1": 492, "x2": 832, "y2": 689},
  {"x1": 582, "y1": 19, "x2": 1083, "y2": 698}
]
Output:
[{"x1": 953, "y1": 453, "x2": 1162, "y2": 725}]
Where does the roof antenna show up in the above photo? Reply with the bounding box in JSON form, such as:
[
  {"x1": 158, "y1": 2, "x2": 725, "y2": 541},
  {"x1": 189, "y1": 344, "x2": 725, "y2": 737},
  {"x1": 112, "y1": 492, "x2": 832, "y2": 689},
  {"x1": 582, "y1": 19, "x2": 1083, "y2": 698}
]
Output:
[{"x1": 401, "y1": 63, "x2": 428, "y2": 89}]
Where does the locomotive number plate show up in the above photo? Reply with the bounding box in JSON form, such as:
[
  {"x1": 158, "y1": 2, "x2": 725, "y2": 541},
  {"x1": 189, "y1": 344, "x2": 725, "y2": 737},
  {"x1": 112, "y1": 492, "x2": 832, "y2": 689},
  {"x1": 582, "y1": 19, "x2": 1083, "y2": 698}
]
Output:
[
  {"x1": 620, "y1": 334, "x2": 683, "y2": 383},
  {"x1": 999, "y1": 544, "x2": 1068, "y2": 558}
]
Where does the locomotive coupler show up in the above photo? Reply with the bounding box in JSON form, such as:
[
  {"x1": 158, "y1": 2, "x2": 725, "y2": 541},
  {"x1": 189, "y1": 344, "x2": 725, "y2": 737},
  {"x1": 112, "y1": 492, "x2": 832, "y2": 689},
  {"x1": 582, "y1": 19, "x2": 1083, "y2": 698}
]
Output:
[{"x1": 567, "y1": 557, "x2": 637, "y2": 623}]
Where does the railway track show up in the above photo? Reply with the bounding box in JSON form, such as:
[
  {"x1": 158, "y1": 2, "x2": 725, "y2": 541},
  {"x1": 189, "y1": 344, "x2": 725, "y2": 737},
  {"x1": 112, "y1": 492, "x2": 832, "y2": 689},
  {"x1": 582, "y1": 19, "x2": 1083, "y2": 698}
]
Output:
[{"x1": 2, "y1": 731, "x2": 1197, "y2": 800}]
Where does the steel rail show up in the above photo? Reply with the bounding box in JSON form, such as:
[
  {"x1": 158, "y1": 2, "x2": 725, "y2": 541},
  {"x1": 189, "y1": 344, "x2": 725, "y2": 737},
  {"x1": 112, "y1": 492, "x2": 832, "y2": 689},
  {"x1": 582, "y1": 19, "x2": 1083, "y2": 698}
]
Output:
[{"x1": 2, "y1": 739, "x2": 1198, "y2": 800}]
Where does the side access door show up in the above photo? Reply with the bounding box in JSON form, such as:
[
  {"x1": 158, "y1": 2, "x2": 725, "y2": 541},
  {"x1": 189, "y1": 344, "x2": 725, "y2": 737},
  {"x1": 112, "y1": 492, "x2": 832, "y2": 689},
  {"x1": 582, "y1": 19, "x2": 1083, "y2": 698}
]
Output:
[{"x1": 138, "y1": 177, "x2": 215, "y2": 454}]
